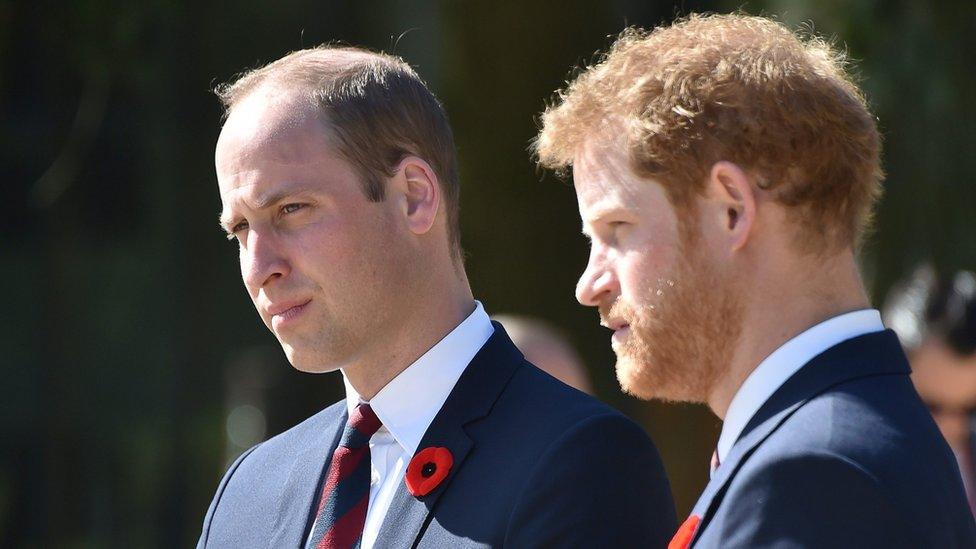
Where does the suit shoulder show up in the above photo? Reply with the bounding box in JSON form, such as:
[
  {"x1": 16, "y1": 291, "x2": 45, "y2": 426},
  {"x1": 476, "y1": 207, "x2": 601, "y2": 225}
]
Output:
[
  {"x1": 767, "y1": 373, "x2": 949, "y2": 465},
  {"x1": 490, "y1": 361, "x2": 660, "y2": 465},
  {"x1": 737, "y1": 376, "x2": 975, "y2": 544},
  {"x1": 503, "y1": 379, "x2": 676, "y2": 547},
  {"x1": 710, "y1": 451, "x2": 917, "y2": 547},
  {"x1": 204, "y1": 400, "x2": 346, "y2": 518},
  {"x1": 504, "y1": 360, "x2": 625, "y2": 421},
  {"x1": 236, "y1": 399, "x2": 346, "y2": 465},
  {"x1": 535, "y1": 408, "x2": 660, "y2": 465},
  {"x1": 755, "y1": 375, "x2": 957, "y2": 497}
]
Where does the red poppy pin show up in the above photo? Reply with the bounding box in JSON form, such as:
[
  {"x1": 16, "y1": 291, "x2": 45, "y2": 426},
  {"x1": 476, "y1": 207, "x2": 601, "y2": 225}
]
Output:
[
  {"x1": 668, "y1": 514, "x2": 701, "y2": 549},
  {"x1": 405, "y1": 446, "x2": 453, "y2": 497}
]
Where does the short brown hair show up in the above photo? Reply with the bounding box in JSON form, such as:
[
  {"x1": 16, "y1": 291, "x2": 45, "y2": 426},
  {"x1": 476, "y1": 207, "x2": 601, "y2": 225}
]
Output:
[
  {"x1": 536, "y1": 14, "x2": 883, "y2": 253},
  {"x1": 216, "y1": 46, "x2": 462, "y2": 259}
]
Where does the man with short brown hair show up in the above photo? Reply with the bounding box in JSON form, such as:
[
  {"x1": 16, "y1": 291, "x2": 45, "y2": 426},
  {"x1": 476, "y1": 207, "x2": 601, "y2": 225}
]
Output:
[
  {"x1": 537, "y1": 13, "x2": 976, "y2": 547},
  {"x1": 198, "y1": 45, "x2": 676, "y2": 548}
]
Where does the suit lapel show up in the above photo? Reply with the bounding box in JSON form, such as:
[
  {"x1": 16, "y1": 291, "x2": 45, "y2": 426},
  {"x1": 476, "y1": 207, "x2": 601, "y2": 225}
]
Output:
[
  {"x1": 690, "y1": 330, "x2": 910, "y2": 544},
  {"x1": 374, "y1": 322, "x2": 525, "y2": 548},
  {"x1": 269, "y1": 403, "x2": 347, "y2": 548},
  {"x1": 373, "y1": 423, "x2": 474, "y2": 548},
  {"x1": 689, "y1": 397, "x2": 805, "y2": 527}
]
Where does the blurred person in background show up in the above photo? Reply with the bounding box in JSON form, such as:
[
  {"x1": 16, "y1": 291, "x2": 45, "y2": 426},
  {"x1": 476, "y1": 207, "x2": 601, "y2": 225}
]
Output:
[
  {"x1": 198, "y1": 45, "x2": 676, "y2": 548},
  {"x1": 492, "y1": 314, "x2": 593, "y2": 394},
  {"x1": 535, "y1": 13, "x2": 976, "y2": 548},
  {"x1": 884, "y1": 265, "x2": 976, "y2": 514}
]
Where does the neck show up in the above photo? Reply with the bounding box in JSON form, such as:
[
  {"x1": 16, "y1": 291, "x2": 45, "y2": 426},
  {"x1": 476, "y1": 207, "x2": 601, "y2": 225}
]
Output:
[
  {"x1": 707, "y1": 249, "x2": 870, "y2": 419},
  {"x1": 343, "y1": 266, "x2": 475, "y2": 400}
]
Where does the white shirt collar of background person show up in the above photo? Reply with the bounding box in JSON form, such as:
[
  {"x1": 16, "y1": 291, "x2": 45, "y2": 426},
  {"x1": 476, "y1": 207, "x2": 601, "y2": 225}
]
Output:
[
  {"x1": 342, "y1": 300, "x2": 494, "y2": 456},
  {"x1": 716, "y1": 309, "x2": 886, "y2": 465}
]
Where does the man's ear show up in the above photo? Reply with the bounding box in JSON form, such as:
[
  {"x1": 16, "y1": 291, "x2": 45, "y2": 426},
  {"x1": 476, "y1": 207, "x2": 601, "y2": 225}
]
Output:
[
  {"x1": 707, "y1": 160, "x2": 756, "y2": 252},
  {"x1": 392, "y1": 155, "x2": 440, "y2": 236}
]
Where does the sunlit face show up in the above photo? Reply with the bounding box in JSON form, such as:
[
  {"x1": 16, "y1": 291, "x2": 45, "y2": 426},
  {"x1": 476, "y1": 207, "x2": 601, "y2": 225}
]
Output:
[
  {"x1": 215, "y1": 91, "x2": 412, "y2": 373},
  {"x1": 573, "y1": 137, "x2": 741, "y2": 402}
]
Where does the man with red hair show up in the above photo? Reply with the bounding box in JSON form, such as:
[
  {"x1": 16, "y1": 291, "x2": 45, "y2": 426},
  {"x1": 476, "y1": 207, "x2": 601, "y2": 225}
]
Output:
[{"x1": 537, "y1": 13, "x2": 976, "y2": 547}]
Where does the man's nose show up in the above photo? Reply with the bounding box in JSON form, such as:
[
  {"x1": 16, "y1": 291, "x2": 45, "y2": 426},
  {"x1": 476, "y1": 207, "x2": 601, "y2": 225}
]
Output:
[
  {"x1": 241, "y1": 231, "x2": 290, "y2": 289},
  {"x1": 576, "y1": 253, "x2": 617, "y2": 307}
]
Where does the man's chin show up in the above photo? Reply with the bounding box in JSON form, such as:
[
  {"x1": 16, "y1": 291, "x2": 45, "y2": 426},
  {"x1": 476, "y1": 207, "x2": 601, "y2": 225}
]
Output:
[
  {"x1": 615, "y1": 356, "x2": 660, "y2": 401},
  {"x1": 614, "y1": 355, "x2": 703, "y2": 403},
  {"x1": 281, "y1": 346, "x2": 342, "y2": 374}
]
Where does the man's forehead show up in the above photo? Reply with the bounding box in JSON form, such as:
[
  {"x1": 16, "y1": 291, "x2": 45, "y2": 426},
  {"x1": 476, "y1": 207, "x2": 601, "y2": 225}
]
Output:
[
  {"x1": 573, "y1": 138, "x2": 642, "y2": 208},
  {"x1": 217, "y1": 89, "x2": 328, "y2": 159}
]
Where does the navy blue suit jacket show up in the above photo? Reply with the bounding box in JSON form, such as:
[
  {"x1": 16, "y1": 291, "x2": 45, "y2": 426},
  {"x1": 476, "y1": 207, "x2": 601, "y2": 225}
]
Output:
[
  {"x1": 689, "y1": 330, "x2": 976, "y2": 548},
  {"x1": 198, "y1": 323, "x2": 676, "y2": 548}
]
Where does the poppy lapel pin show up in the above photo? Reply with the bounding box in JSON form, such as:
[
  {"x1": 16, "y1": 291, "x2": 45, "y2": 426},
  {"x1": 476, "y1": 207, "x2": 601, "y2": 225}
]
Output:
[
  {"x1": 405, "y1": 446, "x2": 453, "y2": 497},
  {"x1": 669, "y1": 514, "x2": 701, "y2": 549}
]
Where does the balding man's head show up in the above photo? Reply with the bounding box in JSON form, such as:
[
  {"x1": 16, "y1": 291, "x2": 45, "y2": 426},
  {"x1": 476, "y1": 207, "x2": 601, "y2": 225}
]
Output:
[{"x1": 216, "y1": 46, "x2": 463, "y2": 261}]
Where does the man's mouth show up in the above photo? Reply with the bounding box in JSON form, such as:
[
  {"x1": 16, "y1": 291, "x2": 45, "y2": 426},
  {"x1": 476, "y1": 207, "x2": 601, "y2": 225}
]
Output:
[
  {"x1": 268, "y1": 299, "x2": 312, "y2": 329},
  {"x1": 611, "y1": 324, "x2": 631, "y2": 346}
]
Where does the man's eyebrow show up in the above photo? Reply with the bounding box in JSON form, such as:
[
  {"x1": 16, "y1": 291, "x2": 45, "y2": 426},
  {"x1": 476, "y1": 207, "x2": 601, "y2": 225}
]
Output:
[
  {"x1": 252, "y1": 187, "x2": 310, "y2": 210},
  {"x1": 217, "y1": 214, "x2": 235, "y2": 233},
  {"x1": 579, "y1": 203, "x2": 639, "y2": 238},
  {"x1": 217, "y1": 186, "x2": 313, "y2": 232},
  {"x1": 581, "y1": 206, "x2": 617, "y2": 228}
]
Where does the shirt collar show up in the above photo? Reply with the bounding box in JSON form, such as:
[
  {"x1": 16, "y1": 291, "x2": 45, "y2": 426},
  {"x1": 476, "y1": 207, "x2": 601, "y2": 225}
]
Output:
[
  {"x1": 716, "y1": 309, "x2": 885, "y2": 463},
  {"x1": 342, "y1": 300, "x2": 494, "y2": 455}
]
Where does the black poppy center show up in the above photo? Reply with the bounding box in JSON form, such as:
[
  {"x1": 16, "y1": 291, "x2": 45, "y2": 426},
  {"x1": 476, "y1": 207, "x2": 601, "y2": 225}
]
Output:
[{"x1": 421, "y1": 462, "x2": 437, "y2": 478}]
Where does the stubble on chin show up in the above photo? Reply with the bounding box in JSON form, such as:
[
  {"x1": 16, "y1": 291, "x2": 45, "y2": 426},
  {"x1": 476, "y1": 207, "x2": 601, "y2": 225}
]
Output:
[{"x1": 273, "y1": 311, "x2": 353, "y2": 374}]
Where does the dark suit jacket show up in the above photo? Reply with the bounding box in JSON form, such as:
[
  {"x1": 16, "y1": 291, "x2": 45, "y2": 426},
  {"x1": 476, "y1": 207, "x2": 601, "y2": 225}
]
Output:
[
  {"x1": 198, "y1": 323, "x2": 677, "y2": 548},
  {"x1": 689, "y1": 330, "x2": 976, "y2": 548}
]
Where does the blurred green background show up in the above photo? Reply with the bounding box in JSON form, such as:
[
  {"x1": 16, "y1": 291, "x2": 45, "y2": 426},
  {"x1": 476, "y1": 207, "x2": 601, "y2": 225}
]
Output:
[{"x1": 2, "y1": 0, "x2": 974, "y2": 546}]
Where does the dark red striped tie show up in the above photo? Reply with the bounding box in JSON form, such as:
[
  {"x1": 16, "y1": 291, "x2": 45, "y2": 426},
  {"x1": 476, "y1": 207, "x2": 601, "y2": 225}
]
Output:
[{"x1": 306, "y1": 403, "x2": 383, "y2": 549}]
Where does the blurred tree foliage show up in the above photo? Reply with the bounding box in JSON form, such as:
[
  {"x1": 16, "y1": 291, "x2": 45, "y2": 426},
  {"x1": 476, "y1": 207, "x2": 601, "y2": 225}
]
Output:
[{"x1": 1, "y1": 0, "x2": 972, "y2": 546}]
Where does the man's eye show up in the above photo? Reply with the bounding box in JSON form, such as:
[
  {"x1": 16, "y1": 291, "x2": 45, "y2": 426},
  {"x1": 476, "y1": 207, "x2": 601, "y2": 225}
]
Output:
[
  {"x1": 282, "y1": 203, "x2": 305, "y2": 214},
  {"x1": 226, "y1": 221, "x2": 249, "y2": 241}
]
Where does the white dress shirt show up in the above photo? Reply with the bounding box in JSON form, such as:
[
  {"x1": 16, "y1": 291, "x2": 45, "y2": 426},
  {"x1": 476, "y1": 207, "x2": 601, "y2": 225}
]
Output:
[
  {"x1": 307, "y1": 301, "x2": 494, "y2": 549},
  {"x1": 714, "y1": 309, "x2": 886, "y2": 471}
]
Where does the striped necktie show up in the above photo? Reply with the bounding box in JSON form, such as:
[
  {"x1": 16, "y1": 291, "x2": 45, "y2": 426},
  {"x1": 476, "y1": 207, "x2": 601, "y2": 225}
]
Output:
[{"x1": 306, "y1": 403, "x2": 383, "y2": 549}]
